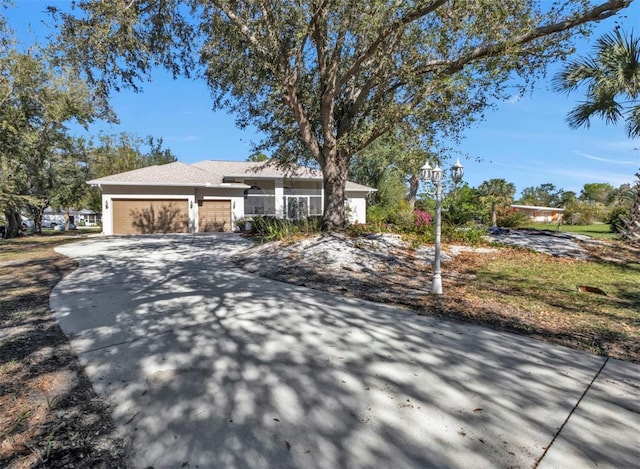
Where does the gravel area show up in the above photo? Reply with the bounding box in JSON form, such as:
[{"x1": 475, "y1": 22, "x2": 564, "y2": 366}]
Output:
[{"x1": 233, "y1": 229, "x2": 595, "y2": 285}]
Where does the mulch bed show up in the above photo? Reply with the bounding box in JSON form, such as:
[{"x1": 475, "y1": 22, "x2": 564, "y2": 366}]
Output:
[{"x1": 0, "y1": 251, "x2": 129, "y2": 468}]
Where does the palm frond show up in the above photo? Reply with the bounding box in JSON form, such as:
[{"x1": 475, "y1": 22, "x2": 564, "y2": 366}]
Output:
[
  {"x1": 625, "y1": 103, "x2": 640, "y2": 138},
  {"x1": 566, "y1": 99, "x2": 623, "y2": 130},
  {"x1": 558, "y1": 29, "x2": 640, "y2": 139}
]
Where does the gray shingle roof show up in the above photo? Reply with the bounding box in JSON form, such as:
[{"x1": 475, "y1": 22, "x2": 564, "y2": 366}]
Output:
[
  {"x1": 192, "y1": 160, "x2": 321, "y2": 181},
  {"x1": 88, "y1": 162, "x2": 213, "y2": 186},
  {"x1": 88, "y1": 159, "x2": 375, "y2": 191}
]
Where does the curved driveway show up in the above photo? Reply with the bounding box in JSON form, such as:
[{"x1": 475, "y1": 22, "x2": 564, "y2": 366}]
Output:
[{"x1": 51, "y1": 235, "x2": 639, "y2": 469}]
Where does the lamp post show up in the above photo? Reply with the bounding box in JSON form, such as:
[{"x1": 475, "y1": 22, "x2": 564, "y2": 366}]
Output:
[{"x1": 419, "y1": 158, "x2": 464, "y2": 295}]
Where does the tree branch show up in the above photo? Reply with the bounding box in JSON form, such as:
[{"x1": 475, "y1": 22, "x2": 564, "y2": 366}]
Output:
[
  {"x1": 422, "y1": 0, "x2": 632, "y2": 76},
  {"x1": 281, "y1": 87, "x2": 323, "y2": 164},
  {"x1": 336, "y1": 0, "x2": 449, "y2": 89},
  {"x1": 216, "y1": 3, "x2": 269, "y2": 57}
]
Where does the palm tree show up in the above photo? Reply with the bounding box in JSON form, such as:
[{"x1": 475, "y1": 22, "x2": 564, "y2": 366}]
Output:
[
  {"x1": 620, "y1": 172, "x2": 640, "y2": 245},
  {"x1": 478, "y1": 179, "x2": 516, "y2": 228},
  {"x1": 553, "y1": 28, "x2": 640, "y2": 138},
  {"x1": 554, "y1": 29, "x2": 640, "y2": 243}
]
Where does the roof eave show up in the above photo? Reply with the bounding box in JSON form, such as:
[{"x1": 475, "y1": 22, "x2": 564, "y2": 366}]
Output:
[
  {"x1": 87, "y1": 181, "x2": 250, "y2": 189},
  {"x1": 223, "y1": 174, "x2": 322, "y2": 180}
]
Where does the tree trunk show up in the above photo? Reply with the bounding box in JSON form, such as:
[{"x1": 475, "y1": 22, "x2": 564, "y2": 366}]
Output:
[
  {"x1": 321, "y1": 149, "x2": 349, "y2": 231},
  {"x1": 407, "y1": 174, "x2": 419, "y2": 210},
  {"x1": 491, "y1": 202, "x2": 498, "y2": 227},
  {"x1": 3, "y1": 209, "x2": 21, "y2": 239},
  {"x1": 30, "y1": 205, "x2": 46, "y2": 234},
  {"x1": 622, "y1": 172, "x2": 640, "y2": 245}
]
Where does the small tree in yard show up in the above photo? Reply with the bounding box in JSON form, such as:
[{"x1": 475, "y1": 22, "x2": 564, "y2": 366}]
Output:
[
  {"x1": 478, "y1": 179, "x2": 516, "y2": 228},
  {"x1": 52, "y1": 1, "x2": 632, "y2": 230},
  {"x1": 619, "y1": 172, "x2": 640, "y2": 244}
]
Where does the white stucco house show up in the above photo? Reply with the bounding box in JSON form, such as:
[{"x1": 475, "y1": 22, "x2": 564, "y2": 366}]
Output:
[
  {"x1": 88, "y1": 160, "x2": 375, "y2": 235},
  {"x1": 511, "y1": 204, "x2": 564, "y2": 223}
]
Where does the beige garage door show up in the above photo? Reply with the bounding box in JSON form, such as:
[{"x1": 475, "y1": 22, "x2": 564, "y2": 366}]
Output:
[
  {"x1": 198, "y1": 200, "x2": 232, "y2": 232},
  {"x1": 112, "y1": 199, "x2": 189, "y2": 235}
]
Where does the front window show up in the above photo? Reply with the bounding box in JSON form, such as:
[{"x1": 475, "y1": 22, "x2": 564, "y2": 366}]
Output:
[
  {"x1": 244, "y1": 185, "x2": 276, "y2": 215},
  {"x1": 284, "y1": 195, "x2": 323, "y2": 219}
]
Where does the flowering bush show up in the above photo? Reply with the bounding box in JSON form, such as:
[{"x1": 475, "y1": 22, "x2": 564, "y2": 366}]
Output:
[{"x1": 414, "y1": 209, "x2": 432, "y2": 229}]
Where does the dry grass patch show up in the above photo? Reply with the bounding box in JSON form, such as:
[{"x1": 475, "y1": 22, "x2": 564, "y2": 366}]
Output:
[
  {"x1": 0, "y1": 235, "x2": 128, "y2": 468},
  {"x1": 436, "y1": 246, "x2": 640, "y2": 362}
]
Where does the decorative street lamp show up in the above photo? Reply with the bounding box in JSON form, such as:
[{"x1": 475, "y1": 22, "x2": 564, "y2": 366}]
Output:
[{"x1": 419, "y1": 157, "x2": 464, "y2": 294}]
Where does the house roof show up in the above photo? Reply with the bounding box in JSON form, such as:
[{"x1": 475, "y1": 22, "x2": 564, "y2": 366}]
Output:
[
  {"x1": 192, "y1": 160, "x2": 321, "y2": 182},
  {"x1": 511, "y1": 204, "x2": 564, "y2": 212},
  {"x1": 88, "y1": 162, "x2": 213, "y2": 186},
  {"x1": 88, "y1": 160, "x2": 376, "y2": 192}
]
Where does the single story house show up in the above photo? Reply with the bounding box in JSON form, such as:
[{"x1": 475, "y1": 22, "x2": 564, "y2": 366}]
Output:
[
  {"x1": 88, "y1": 160, "x2": 375, "y2": 235},
  {"x1": 511, "y1": 204, "x2": 564, "y2": 223}
]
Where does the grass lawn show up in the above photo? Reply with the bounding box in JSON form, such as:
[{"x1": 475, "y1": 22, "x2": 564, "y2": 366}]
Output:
[
  {"x1": 0, "y1": 232, "x2": 127, "y2": 467},
  {"x1": 444, "y1": 244, "x2": 639, "y2": 362},
  {"x1": 524, "y1": 223, "x2": 620, "y2": 240},
  {"x1": 0, "y1": 228, "x2": 101, "y2": 263}
]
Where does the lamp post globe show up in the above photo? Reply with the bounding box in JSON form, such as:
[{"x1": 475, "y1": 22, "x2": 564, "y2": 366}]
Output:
[
  {"x1": 419, "y1": 162, "x2": 432, "y2": 181},
  {"x1": 451, "y1": 158, "x2": 464, "y2": 184}
]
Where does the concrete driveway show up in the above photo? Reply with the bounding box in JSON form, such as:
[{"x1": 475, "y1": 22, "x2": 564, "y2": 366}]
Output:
[{"x1": 51, "y1": 235, "x2": 639, "y2": 469}]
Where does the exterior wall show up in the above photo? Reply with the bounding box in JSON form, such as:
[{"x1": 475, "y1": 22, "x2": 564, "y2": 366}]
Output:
[
  {"x1": 346, "y1": 191, "x2": 369, "y2": 224},
  {"x1": 512, "y1": 207, "x2": 563, "y2": 223},
  {"x1": 274, "y1": 180, "x2": 285, "y2": 216}
]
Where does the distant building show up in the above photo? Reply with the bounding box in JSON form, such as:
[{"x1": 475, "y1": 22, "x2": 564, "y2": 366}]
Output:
[
  {"x1": 43, "y1": 207, "x2": 101, "y2": 227},
  {"x1": 511, "y1": 204, "x2": 564, "y2": 223}
]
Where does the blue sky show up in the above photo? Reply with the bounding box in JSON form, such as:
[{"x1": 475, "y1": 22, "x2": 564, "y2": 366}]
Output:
[{"x1": 6, "y1": 0, "x2": 640, "y2": 197}]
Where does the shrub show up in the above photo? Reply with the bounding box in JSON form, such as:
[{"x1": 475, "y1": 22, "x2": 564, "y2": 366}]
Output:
[
  {"x1": 296, "y1": 215, "x2": 323, "y2": 234},
  {"x1": 442, "y1": 223, "x2": 486, "y2": 245},
  {"x1": 366, "y1": 200, "x2": 416, "y2": 231},
  {"x1": 563, "y1": 201, "x2": 606, "y2": 225},
  {"x1": 366, "y1": 205, "x2": 389, "y2": 225},
  {"x1": 496, "y1": 207, "x2": 528, "y2": 228},
  {"x1": 251, "y1": 216, "x2": 296, "y2": 240},
  {"x1": 386, "y1": 200, "x2": 414, "y2": 227},
  {"x1": 606, "y1": 206, "x2": 629, "y2": 233},
  {"x1": 250, "y1": 215, "x2": 323, "y2": 241},
  {"x1": 346, "y1": 223, "x2": 373, "y2": 237},
  {"x1": 413, "y1": 209, "x2": 432, "y2": 232}
]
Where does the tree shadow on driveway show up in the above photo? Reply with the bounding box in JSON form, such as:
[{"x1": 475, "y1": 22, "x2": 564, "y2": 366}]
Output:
[{"x1": 50, "y1": 235, "x2": 638, "y2": 469}]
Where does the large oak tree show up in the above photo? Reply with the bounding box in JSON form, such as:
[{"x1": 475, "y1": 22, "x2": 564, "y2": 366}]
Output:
[
  {"x1": 52, "y1": 0, "x2": 633, "y2": 230},
  {"x1": 1, "y1": 44, "x2": 103, "y2": 237}
]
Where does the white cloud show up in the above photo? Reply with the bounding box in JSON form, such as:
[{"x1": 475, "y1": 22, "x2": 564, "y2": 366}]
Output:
[
  {"x1": 549, "y1": 168, "x2": 633, "y2": 187},
  {"x1": 177, "y1": 135, "x2": 199, "y2": 142},
  {"x1": 606, "y1": 140, "x2": 640, "y2": 151},
  {"x1": 490, "y1": 161, "x2": 633, "y2": 186},
  {"x1": 574, "y1": 150, "x2": 639, "y2": 166},
  {"x1": 506, "y1": 94, "x2": 522, "y2": 104}
]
